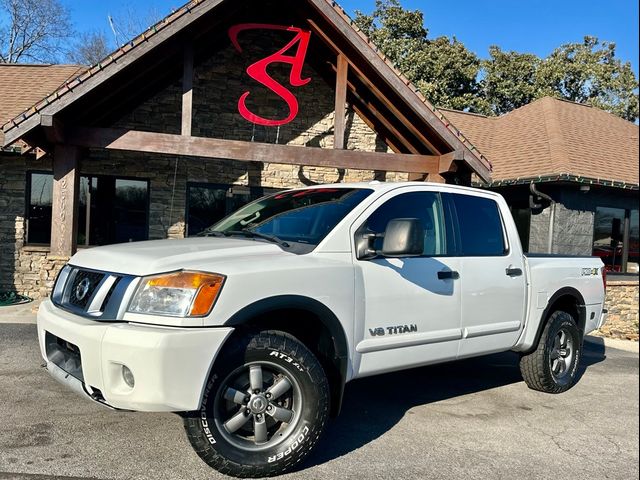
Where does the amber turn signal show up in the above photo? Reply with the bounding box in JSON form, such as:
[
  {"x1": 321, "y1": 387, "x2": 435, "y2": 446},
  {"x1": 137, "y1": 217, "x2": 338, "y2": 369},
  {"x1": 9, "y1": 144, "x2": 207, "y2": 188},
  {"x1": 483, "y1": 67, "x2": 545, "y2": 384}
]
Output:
[{"x1": 146, "y1": 271, "x2": 225, "y2": 316}]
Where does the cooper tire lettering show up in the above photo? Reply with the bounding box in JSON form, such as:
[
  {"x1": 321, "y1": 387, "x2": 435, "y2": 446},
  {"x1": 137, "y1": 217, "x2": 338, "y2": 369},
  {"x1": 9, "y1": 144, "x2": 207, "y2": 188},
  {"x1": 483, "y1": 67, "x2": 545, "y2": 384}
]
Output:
[{"x1": 184, "y1": 331, "x2": 329, "y2": 477}]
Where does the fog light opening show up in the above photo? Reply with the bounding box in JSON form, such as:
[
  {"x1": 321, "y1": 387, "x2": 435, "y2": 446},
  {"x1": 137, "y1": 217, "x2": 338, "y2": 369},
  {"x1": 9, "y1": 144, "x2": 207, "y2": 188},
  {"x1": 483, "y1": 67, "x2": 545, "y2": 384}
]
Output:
[{"x1": 122, "y1": 365, "x2": 135, "y2": 388}]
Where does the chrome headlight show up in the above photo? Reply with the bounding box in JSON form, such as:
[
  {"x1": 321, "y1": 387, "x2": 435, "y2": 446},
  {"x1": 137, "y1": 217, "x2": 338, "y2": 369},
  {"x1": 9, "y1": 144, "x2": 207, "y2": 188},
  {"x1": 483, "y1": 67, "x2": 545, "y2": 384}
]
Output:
[{"x1": 128, "y1": 271, "x2": 225, "y2": 317}]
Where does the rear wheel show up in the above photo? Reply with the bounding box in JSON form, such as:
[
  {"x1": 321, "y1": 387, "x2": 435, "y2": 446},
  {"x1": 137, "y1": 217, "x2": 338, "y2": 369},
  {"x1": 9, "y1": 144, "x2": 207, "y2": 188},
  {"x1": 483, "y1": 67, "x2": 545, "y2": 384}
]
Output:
[
  {"x1": 519, "y1": 311, "x2": 582, "y2": 393},
  {"x1": 184, "y1": 330, "x2": 329, "y2": 478}
]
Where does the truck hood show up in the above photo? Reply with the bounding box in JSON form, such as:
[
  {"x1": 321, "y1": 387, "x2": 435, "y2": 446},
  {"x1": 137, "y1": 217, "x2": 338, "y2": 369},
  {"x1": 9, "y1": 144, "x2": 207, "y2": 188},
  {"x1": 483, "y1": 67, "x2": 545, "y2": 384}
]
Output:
[{"x1": 69, "y1": 237, "x2": 288, "y2": 276}]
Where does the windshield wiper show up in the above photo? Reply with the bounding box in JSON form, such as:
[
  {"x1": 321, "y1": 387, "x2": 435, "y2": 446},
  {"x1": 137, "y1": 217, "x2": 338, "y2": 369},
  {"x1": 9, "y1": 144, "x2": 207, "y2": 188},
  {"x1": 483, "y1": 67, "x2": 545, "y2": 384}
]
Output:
[
  {"x1": 224, "y1": 230, "x2": 290, "y2": 248},
  {"x1": 198, "y1": 230, "x2": 225, "y2": 238}
]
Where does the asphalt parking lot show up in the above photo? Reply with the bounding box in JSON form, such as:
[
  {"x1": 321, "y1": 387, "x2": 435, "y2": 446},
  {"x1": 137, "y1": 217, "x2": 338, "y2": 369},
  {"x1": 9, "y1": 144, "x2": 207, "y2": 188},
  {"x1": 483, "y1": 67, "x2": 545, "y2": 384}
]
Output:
[{"x1": 0, "y1": 322, "x2": 638, "y2": 480}]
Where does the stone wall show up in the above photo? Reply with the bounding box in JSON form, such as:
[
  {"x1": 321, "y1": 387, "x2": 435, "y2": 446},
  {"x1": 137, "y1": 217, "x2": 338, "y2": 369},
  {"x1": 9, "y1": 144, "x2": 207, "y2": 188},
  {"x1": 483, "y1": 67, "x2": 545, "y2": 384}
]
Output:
[
  {"x1": 528, "y1": 202, "x2": 595, "y2": 255},
  {"x1": 552, "y1": 203, "x2": 594, "y2": 256},
  {"x1": 0, "y1": 30, "x2": 411, "y2": 299},
  {"x1": 528, "y1": 206, "x2": 551, "y2": 253},
  {"x1": 594, "y1": 280, "x2": 640, "y2": 341},
  {"x1": 14, "y1": 249, "x2": 69, "y2": 300},
  {"x1": 0, "y1": 152, "x2": 61, "y2": 298}
]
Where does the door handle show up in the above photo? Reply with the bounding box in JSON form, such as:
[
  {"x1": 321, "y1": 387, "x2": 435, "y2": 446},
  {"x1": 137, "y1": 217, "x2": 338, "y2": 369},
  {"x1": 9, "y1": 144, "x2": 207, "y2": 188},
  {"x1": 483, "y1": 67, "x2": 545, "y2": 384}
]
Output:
[
  {"x1": 438, "y1": 270, "x2": 460, "y2": 280},
  {"x1": 506, "y1": 267, "x2": 523, "y2": 277}
]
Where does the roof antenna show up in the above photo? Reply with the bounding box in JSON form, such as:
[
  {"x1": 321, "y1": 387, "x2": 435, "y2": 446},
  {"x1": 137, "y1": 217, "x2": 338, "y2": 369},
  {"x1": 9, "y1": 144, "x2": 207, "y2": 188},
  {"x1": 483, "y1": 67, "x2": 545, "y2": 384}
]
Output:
[{"x1": 108, "y1": 15, "x2": 120, "y2": 46}]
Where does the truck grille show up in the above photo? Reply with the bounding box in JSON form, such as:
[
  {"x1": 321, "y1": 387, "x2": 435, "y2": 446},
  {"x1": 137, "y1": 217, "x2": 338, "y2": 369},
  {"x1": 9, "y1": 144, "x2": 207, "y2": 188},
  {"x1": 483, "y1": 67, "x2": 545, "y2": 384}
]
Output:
[
  {"x1": 51, "y1": 265, "x2": 137, "y2": 320},
  {"x1": 68, "y1": 270, "x2": 105, "y2": 309}
]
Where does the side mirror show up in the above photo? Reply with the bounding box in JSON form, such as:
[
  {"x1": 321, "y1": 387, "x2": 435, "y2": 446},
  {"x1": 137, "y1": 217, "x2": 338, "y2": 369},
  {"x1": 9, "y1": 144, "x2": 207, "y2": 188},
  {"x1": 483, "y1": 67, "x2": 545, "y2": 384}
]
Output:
[{"x1": 381, "y1": 218, "x2": 424, "y2": 257}]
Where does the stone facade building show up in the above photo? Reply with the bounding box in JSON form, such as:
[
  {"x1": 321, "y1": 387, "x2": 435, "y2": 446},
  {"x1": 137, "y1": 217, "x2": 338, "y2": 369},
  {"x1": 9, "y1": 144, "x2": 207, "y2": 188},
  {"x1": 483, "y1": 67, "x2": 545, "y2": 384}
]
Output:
[
  {"x1": 0, "y1": 0, "x2": 637, "y2": 341},
  {"x1": 446, "y1": 98, "x2": 639, "y2": 337},
  {"x1": 1, "y1": 0, "x2": 491, "y2": 298},
  {"x1": 445, "y1": 98, "x2": 639, "y2": 272}
]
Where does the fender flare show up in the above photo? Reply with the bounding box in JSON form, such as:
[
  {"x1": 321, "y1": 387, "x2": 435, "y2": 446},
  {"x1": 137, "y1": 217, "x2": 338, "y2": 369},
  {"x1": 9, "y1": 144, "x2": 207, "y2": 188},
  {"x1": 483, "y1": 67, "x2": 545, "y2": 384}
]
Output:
[
  {"x1": 224, "y1": 295, "x2": 349, "y2": 415},
  {"x1": 527, "y1": 287, "x2": 586, "y2": 353}
]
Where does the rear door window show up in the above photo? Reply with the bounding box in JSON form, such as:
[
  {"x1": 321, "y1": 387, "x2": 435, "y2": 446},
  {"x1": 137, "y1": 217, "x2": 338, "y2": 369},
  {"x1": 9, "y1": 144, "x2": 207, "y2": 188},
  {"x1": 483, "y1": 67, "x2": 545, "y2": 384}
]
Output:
[{"x1": 445, "y1": 193, "x2": 506, "y2": 256}]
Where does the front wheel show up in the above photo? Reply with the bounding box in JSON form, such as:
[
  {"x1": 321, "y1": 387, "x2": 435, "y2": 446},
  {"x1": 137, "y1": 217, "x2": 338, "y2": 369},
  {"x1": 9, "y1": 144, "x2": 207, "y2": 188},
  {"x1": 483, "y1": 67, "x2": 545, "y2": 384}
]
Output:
[
  {"x1": 184, "y1": 330, "x2": 329, "y2": 478},
  {"x1": 519, "y1": 311, "x2": 582, "y2": 393}
]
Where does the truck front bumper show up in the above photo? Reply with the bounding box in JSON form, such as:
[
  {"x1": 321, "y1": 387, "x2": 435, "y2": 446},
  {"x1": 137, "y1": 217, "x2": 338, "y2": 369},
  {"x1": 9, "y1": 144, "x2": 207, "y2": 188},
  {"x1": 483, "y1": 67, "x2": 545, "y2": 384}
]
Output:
[{"x1": 37, "y1": 299, "x2": 234, "y2": 412}]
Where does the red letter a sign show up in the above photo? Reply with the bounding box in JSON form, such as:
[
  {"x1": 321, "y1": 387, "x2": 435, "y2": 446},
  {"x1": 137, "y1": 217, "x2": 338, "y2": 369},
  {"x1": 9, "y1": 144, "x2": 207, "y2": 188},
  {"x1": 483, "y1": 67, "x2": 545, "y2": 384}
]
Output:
[{"x1": 228, "y1": 24, "x2": 312, "y2": 127}]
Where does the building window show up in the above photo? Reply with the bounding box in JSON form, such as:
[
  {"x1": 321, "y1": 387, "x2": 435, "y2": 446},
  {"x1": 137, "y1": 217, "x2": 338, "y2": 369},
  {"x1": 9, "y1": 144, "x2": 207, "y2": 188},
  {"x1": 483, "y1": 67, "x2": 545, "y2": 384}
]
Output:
[
  {"x1": 26, "y1": 172, "x2": 54, "y2": 244},
  {"x1": 627, "y1": 210, "x2": 639, "y2": 272},
  {"x1": 78, "y1": 176, "x2": 149, "y2": 246},
  {"x1": 593, "y1": 207, "x2": 639, "y2": 273},
  {"x1": 510, "y1": 207, "x2": 531, "y2": 252},
  {"x1": 26, "y1": 172, "x2": 149, "y2": 247},
  {"x1": 186, "y1": 183, "x2": 279, "y2": 236}
]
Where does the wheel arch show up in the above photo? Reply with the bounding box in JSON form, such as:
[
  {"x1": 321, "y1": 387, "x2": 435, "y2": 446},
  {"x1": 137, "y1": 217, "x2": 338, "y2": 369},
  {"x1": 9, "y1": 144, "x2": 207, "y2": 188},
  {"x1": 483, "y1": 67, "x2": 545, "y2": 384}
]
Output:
[
  {"x1": 223, "y1": 295, "x2": 349, "y2": 417},
  {"x1": 527, "y1": 287, "x2": 586, "y2": 354}
]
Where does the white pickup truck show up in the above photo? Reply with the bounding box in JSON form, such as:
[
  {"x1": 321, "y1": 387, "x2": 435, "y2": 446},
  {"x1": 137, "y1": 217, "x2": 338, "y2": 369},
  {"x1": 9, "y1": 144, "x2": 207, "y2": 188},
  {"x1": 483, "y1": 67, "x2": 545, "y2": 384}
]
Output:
[{"x1": 38, "y1": 181, "x2": 607, "y2": 477}]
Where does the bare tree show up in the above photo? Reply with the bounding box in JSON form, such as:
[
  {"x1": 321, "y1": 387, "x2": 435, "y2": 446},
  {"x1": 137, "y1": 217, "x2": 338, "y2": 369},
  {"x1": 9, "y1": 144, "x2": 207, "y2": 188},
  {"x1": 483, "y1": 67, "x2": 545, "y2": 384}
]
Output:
[
  {"x1": 67, "y1": 30, "x2": 111, "y2": 66},
  {"x1": 65, "y1": 6, "x2": 165, "y2": 67},
  {"x1": 107, "y1": 6, "x2": 163, "y2": 46},
  {"x1": 0, "y1": 0, "x2": 72, "y2": 63}
]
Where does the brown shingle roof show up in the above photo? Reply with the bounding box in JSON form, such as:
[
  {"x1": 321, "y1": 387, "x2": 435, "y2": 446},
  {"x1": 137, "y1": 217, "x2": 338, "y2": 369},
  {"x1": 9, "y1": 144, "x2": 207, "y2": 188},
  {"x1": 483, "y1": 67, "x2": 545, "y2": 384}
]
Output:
[
  {"x1": 443, "y1": 97, "x2": 639, "y2": 187},
  {"x1": 0, "y1": 0, "x2": 492, "y2": 180},
  {"x1": 0, "y1": 64, "x2": 86, "y2": 146}
]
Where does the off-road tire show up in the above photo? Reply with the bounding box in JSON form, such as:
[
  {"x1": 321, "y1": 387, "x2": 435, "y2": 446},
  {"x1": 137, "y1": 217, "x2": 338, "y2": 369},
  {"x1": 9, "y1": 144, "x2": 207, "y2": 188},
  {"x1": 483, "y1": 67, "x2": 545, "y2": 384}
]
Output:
[
  {"x1": 183, "y1": 330, "x2": 329, "y2": 478},
  {"x1": 519, "y1": 311, "x2": 582, "y2": 393}
]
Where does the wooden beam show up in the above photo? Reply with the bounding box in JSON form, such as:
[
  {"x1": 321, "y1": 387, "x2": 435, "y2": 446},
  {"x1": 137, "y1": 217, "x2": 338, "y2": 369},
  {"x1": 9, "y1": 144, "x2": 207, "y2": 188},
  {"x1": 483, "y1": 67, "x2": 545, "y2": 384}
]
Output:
[
  {"x1": 2, "y1": 0, "x2": 227, "y2": 147},
  {"x1": 327, "y1": 61, "x2": 420, "y2": 154},
  {"x1": 348, "y1": 84, "x2": 420, "y2": 154},
  {"x1": 39, "y1": 114, "x2": 65, "y2": 144},
  {"x1": 51, "y1": 145, "x2": 82, "y2": 257},
  {"x1": 315, "y1": 59, "x2": 405, "y2": 154},
  {"x1": 304, "y1": 2, "x2": 492, "y2": 183},
  {"x1": 181, "y1": 43, "x2": 194, "y2": 136},
  {"x1": 306, "y1": 18, "x2": 442, "y2": 156},
  {"x1": 333, "y1": 54, "x2": 349, "y2": 149},
  {"x1": 413, "y1": 151, "x2": 461, "y2": 182},
  {"x1": 426, "y1": 173, "x2": 446, "y2": 184},
  {"x1": 67, "y1": 127, "x2": 441, "y2": 174},
  {"x1": 439, "y1": 150, "x2": 464, "y2": 173},
  {"x1": 350, "y1": 103, "x2": 403, "y2": 154}
]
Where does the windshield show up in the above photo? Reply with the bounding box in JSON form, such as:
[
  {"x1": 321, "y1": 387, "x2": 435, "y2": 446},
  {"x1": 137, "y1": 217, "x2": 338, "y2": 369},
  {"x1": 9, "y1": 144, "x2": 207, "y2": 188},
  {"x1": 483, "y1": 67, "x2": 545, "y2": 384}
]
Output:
[{"x1": 205, "y1": 188, "x2": 373, "y2": 250}]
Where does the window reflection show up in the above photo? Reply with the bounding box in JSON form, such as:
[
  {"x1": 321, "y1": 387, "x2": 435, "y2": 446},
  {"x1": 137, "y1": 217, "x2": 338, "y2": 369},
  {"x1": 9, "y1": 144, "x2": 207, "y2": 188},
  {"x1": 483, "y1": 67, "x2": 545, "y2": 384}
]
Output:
[
  {"x1": 27, "y1": 172, "x2": 149, "y2": 247},
  {"x1": 27, "y1": 173, "x2": 53, "y2": 244},
  {"x1": 186, "y1": 184, "x2": 279, "y2": 237}
]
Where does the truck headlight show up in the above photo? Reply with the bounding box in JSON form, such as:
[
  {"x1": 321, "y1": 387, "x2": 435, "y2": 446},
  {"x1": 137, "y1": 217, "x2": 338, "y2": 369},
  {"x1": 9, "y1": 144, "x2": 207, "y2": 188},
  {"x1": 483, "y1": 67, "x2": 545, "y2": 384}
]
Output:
[{"x1": 128, "y1": 271, "x2": 225, "y2": 317}]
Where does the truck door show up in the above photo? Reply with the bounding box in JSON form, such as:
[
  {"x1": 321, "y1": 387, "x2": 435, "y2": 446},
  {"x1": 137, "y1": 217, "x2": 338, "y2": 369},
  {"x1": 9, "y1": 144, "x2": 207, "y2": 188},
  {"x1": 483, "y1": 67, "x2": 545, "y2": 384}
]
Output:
[
  {"x1": 352, "y1": 189, "x2": 462, "y2": 377},
  {"x1": 443, "y1": 192, "x2": 527, "y2": 358}
]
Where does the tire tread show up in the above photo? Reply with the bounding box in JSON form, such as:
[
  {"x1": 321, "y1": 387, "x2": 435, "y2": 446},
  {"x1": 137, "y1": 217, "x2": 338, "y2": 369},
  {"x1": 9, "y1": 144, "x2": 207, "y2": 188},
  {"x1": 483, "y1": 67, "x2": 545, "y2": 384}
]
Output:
[
  {"x1": 519, "y1": 311, "x2": 581, "y2": 394},
  {"x1": 183, "y1": 330, "x2": 329, "y2": 478}
]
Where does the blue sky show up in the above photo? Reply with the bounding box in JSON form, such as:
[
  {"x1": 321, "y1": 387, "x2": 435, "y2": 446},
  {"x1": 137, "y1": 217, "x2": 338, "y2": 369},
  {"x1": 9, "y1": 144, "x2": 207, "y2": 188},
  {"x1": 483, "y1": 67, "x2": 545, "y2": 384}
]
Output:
[{"x1": 62, "y1": 0, "x2": 638, "y2": 73}]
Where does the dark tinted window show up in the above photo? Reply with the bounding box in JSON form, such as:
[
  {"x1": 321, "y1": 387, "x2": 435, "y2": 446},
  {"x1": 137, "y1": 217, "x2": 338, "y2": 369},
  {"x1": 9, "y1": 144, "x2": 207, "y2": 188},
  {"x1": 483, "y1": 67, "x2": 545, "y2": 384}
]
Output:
[
  {"x1": 27, "y1": 172, "x2": 149, "y2": 246},
  {"x1": 362, "y1": 191, "x2": 447, "y2": 255},
  {"x1": 211, "y1": 188, "x2": 373, "y2": 246},
  {"x1": 187, "y1": 184, "x2": 279, "y2": 237},
  {"x1": 448, "y1": 193, "x2": 506, "y2": 256},
  {"x1": 78, "y1": 176, "x2": 149, "y2": 246},
  {"x1": 27, "y1": 172, "x2": 53, "y2": 244},
  {"x1": 592, "y1": 206, "x2": 625, "y2": 272}
]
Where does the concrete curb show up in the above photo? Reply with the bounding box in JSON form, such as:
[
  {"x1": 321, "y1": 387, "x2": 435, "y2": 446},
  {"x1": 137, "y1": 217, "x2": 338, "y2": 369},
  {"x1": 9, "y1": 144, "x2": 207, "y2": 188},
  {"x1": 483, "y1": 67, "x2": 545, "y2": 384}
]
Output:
[
  {"x1": 585, "y1": 335, "x2": 639, "y2": 354},
  {"x1": 0, "y1": 300, "x2": 41, "y2": 324}
]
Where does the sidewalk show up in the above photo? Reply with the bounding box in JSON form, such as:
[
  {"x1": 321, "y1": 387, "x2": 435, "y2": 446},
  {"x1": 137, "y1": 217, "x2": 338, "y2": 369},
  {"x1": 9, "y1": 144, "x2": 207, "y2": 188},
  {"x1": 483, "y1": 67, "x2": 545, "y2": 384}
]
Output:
[{"x1": 0, "y1": 299, "x2": 42, "y2": 324}]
